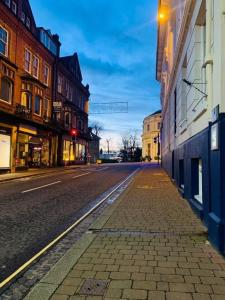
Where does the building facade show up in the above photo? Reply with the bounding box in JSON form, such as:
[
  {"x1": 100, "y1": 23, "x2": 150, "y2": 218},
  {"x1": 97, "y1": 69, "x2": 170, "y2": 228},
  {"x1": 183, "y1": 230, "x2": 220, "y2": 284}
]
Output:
[
  {"x1": 142, "y1": 110, "x2": 161, "y2": 161},
  {"x1": 157, "y1": 0, "x2": 225, "y2": 253},
  {"x1": 53, "y1": 54, "x2": 90, "y2": 166},
  {"x1": 0, "y1": 0, "x2": 90, "y2": 172}
]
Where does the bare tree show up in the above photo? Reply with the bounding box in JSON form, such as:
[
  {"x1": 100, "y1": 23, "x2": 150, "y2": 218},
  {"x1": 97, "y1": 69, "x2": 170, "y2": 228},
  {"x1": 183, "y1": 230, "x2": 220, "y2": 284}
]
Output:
[{"x1": 89, "y1": 121, "x2": 104, "y2": 136}]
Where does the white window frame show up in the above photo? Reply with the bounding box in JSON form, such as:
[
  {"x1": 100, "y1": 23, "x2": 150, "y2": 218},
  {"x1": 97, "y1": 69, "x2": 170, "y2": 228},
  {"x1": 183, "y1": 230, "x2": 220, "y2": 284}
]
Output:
[
  {"x1": 43, "y1": 64, "x2": 49, "y2": 86},
  {"x1": 26, "y1": 17, "x2": 30, "y2": 29},
  {"x1": 32, "y1": 55, "x2": 39, "y2": 78},
  {"x1": 58, "y1": 74, "x2": 63, "y2": 93},
  {"x1": 0, "y1": 26, "x2": 8, "y2": 57},
  {"x1": 4, "y1": 0, "x2": 11, "y2": 8},
  {"x1": 21, "y1": 12, "x2": 25, "y2": 23},
  {"x1": 11, "y1": 1, "x2": 17, "y2": 14},
  {"x1": 24, "y1": 49, "x2": 32, "y2": 74}
]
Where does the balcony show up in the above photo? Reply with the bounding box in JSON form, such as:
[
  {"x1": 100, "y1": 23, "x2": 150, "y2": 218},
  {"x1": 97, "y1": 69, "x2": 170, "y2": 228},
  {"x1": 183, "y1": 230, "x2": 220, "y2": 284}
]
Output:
[{"x1": 15, "y1": 104, "x2": 32, "y2": 119}]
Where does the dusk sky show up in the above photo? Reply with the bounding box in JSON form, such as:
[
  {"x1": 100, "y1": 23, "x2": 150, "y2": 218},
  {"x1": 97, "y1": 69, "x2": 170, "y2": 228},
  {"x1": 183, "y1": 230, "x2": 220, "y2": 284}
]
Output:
[{"x1": 30, "y1": 0, "x2": 160, "y2": 151}]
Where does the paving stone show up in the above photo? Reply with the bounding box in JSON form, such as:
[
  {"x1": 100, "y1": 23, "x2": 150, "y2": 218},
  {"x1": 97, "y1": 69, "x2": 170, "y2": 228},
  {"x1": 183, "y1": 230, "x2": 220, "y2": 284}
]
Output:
[
  {"x1": 62, "y1": 278, "x2": 82, "y2": 287},
  {"x1": 131, "y1": 272, "x2": 146, "y2": 281},
  {"x1": 169, "y1": 283, "x2": 194, "y2": 293},
  {"x1": 108, "y1": 280, "x2": 132, "y2": 289},
  {"x1": 109, "y1": 272, "x2": 131, "y2": 280},
  {"x1": 132, "y1": 280, "x2": 156, "y2": 290},
  {"x1": 212, "y1": 285, "x2": 225, "y2": 294},
  {"x1": 192, "y1": 294, "x2": 211, "y2": 300},
  {"x1": 50, "y1": 295, "x2": 69, "y2": 300},
  {"x1": 119, "y1": 266, "x2": 139, "y2": 273},
  {"x1": 155, "y1": 267, "x2": 175, "y2": 275},
  {"x1": 166, "y1": 292, "x2": 192, "y2": 300},
  {"x1": 95, "y1": 272, "x2": 110, "y2": 280},
  {"x1": 123, "y1": 288, "x2": 147, "y2": 299},
  {"x1": 157, "y1": 282, "x2": 169, "y2": 291},
  {"x1": 148, "y1": 291, "x2": 165, "y2": 300},
  {"x1": 55, "y1": 285, "x2": 78, "y2": 296},
  {"x1": 194, "y1": 284, "x2": 212, "y2": 293},
  {"x1": 104, "y1": 288, "x2": 122, "y2": 298}
]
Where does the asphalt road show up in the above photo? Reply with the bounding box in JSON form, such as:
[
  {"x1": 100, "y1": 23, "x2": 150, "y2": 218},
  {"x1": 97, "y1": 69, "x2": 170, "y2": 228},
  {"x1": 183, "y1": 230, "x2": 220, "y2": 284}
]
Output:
[{"x1": 0, "y1": 163, "x2": 140, "y2": 283}]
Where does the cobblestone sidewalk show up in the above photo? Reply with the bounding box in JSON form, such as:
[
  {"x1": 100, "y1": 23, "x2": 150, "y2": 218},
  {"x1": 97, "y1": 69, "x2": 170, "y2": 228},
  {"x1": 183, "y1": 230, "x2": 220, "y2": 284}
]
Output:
[{"x1": 26, "y1": 166, "x2": 225, "y2": 300}]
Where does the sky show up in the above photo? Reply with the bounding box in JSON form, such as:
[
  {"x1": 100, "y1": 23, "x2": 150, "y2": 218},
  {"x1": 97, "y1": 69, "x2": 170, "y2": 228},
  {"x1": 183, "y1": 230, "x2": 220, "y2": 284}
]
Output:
[{"x1": 30, "y1": 0, "x2": 160, "y2": 151}]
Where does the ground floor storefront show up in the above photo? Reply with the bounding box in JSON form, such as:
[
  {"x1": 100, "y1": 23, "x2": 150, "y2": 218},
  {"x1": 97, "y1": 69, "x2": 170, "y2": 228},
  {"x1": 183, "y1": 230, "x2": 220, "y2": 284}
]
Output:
[
  {"x1": 0, "y1": 119, "x2": 58, "y2": 173},
  {"x1": 60, "y1": 135, "x2": 88, "y2": 166},
  {"x1": 162, "y1": 115, "x2": 225, "y2": 255}
]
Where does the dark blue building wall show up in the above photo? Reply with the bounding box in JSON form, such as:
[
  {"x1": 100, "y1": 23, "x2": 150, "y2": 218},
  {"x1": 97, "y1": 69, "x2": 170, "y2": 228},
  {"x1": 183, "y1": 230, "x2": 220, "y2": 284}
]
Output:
[{"x1": 161, "y1": 122, "x2": 225, "y2": 254}]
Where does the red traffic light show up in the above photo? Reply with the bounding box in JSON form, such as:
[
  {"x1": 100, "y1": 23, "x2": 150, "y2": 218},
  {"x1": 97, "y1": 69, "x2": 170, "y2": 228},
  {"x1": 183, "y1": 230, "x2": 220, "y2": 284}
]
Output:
[{"x1": 71, "y1": 128, "x2": 78, "y2": 136}]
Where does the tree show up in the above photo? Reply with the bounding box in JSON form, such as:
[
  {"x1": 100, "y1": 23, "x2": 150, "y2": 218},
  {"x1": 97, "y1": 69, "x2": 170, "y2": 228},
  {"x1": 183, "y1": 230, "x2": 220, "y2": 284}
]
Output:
[{"x1": 90, "y1": 121, "x2": 104, "y2": 136}]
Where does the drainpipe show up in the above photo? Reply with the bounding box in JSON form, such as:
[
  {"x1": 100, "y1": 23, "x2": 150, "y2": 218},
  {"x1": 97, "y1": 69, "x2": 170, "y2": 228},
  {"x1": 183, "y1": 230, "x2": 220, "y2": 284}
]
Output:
[{"x1": 205, "y1": 0, "x2": 213, "y2": 120}]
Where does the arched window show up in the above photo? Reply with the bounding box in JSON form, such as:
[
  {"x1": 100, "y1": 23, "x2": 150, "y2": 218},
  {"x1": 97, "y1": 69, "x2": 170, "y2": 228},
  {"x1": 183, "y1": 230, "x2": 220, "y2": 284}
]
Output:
[
  {"x1": 0, "y1": 77, "x2": 13, "y2": 103},
  {"x1": 21, "y1": 92, "x2": 32, "y2": 110}
]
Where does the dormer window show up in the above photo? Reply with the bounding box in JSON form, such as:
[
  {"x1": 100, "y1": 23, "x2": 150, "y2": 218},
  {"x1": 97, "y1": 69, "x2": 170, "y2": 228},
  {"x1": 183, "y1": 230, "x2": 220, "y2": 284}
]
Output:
[
  {"x1": 26, "y1": 17, "x2": 30, "y2": 29},
  {"x1": 11, "y1": 1, "x2": 17, "y2": 14},
  {"x1": 21, "y1": 12, "x2": 25, "y2": 23},
  {"x1": 4, "y1": 0, "x2": 10, "y2": 8}
]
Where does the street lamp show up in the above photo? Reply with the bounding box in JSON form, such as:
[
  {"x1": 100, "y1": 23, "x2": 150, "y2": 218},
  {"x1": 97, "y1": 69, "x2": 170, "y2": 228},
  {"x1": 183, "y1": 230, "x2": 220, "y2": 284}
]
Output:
[{"x1": 158, "y1": 5, "x2": 170, "y2": 23}]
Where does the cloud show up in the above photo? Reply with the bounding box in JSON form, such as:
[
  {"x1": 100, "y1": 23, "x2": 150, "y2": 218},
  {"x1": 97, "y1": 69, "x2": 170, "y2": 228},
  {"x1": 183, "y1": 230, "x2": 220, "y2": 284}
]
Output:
[{"x1": 30, "y1": 0, "x2": 160, "y2": 150}]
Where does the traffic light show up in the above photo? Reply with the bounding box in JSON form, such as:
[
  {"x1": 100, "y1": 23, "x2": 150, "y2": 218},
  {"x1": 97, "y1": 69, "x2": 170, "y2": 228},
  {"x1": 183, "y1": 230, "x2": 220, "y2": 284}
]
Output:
[{"x1": 71, "y1": 128, "x2": 78, "y2": 142}]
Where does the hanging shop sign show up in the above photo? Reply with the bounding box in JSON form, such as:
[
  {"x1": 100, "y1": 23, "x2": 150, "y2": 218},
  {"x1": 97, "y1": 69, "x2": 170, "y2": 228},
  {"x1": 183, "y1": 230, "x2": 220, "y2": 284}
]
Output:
[
  {"x1": 211, "y1": 123, "x2": 219, "y2": 151},
  {"x1": 53, "y1": 101, "x2": 62, "y2": 112}
]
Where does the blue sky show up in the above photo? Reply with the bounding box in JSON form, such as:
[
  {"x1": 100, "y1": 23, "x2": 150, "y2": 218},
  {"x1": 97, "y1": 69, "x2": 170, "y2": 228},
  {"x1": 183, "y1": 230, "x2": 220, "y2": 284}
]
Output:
[{"x1": 30, "y1": 0, "x2": 160, "y2": 150}]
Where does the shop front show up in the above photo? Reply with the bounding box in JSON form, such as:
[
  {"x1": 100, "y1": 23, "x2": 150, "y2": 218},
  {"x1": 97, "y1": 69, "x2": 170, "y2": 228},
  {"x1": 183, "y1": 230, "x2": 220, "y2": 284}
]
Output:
[
  {"x1": 0, "y1": 126, "x2": 11, "y2": 171},
  {"x1": 62, "y1": 136, "x2": 87, "y2": 165},
  {"x1": 16, "y1": 125, "x2": 51, "y2": 169}
]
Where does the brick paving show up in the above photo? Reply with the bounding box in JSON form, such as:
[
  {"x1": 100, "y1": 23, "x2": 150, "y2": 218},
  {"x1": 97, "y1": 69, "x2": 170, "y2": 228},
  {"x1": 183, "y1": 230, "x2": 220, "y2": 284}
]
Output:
[{"x1": 41, "y1": 167, "x2": 225, "y2": 299}]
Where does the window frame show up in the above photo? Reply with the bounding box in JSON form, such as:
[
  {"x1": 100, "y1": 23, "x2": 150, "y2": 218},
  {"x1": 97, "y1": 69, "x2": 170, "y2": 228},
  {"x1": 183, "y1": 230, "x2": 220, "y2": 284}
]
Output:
[
  {"x1": 57, "y1": 74, "x2": 63, "y2": 94},
  {"x1": 21, "y1": 91, "x2": 32, "y2": 110},
  {"x1": 43, "y1": 64, "x2": 49, "y2": 86},
  {"x1": 24, "y1": 48, "x2": 32, "y2": 74},
  {"x1": 11, "y1": 1, "x2": 17, "y2": 14},
  {"x1": 0, "y1": 76, "x2": 13, "y2": 104},
  {"x1": 0, "y1": 26, "x2": 8, "y2": 57},
  {"x1": 34, "y1": 95, "x2": 42, "y2": 116},
  {"x1": 4, "y1": 0, "x2": 11, "y2": 8},
  {"x1": 32, "y1": 55, "x2": 39, "y2": 79}
]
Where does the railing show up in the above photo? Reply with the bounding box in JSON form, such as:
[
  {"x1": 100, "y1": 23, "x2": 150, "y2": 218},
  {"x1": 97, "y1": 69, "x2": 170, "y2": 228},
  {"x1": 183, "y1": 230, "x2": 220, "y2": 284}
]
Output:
[{"x1": 15, "y1": 104, "x2": 32, "y2": 119}]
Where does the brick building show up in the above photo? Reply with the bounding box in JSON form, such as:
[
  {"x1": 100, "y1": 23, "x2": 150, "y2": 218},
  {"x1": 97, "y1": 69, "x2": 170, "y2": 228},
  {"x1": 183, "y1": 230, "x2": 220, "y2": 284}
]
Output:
[{"x1": 0, "y1": 0, "x2": 90, "y2": 172}]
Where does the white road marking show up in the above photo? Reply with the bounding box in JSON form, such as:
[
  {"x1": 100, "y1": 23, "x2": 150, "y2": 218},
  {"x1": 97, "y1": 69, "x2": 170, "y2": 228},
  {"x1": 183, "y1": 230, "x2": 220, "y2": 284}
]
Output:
[
  {"x1": 21, "y1": 181, "x2": 61, "y2": 194},
  {"x1": 72, "y1": 172, "x2": 90, "y2": 179},
  {"x1": 0, "y1": 168, "x2": 140, "y2": 289},
  {"x1": 93, "y1": 167, "x2": 109, "y2": 172}
]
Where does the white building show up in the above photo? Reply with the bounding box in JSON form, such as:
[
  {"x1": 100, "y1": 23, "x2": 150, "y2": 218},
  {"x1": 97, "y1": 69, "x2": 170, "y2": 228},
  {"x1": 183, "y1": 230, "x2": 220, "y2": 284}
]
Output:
[
  {"x1": 157, "y1": 0, "x2": 225, "y2": 252},
  {"x1": 142, "y1": 110, "x2": 161, "y2": 161}
]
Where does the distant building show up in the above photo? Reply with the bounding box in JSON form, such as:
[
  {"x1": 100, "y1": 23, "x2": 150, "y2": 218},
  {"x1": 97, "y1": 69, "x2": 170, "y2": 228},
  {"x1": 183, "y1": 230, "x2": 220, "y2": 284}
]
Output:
[
  {"x1": 142, "y1": 110, "x2": 161, "y2": 161},
  {"x1": 88, "y1": 128, "x2": 100, "y2": 163},
  {"x1": 156, "y1": 0, "x2": 225, "y2": 253}
]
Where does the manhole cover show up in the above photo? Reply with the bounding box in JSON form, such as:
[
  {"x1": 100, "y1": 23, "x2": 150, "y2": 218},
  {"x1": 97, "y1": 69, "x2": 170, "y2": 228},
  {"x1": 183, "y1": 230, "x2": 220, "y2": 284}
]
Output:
[{"x1": 79, "y1": 279, "x2": 109, "y2": 296}]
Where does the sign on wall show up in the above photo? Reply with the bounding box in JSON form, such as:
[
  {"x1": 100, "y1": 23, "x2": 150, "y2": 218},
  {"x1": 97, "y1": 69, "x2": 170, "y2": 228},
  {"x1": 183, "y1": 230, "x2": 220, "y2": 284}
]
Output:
[{"x1": 0, "y1": 134, "x2": 11, "y2": 168}]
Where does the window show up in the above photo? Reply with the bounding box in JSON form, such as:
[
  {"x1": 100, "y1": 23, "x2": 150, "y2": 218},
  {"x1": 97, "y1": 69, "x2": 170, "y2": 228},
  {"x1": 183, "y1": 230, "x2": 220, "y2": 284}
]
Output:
[
  {"x1": 43, "y1": 64, "x2": 49, "y2": 86},
  {"x1": 4, "y1": 0, "x2": 10, "y2": 7},
  {"x1": 179, "y1": 159, "x2": 184, "y2": 189},
  {"x1": 64, "y1": 112, "x2": 71, "y2": 127},
  {"x1": 21, "y1": 92, "x2": 32, "y2": 110},
  {"x1": 34, "y1": 95, "x2": 41, "y2": 115},
  {"x1": 57, "y1": 75, "x2": 63, "y2": 93},
  {"x1": 26, "y1": 17, "x2": 30, "y2": 29},
  {"x1": 157, "y1": 122, "x2": 161, "y2": 130},
  {"x1": 32, "y1": 56, "x2": 39, "y2": 78},
  {"x1": 21, "y1": 12, "x2": 25, "y2": 23},
  {"x1": 24, "y1": 49, "x2": 31, "y2": 73},
  {"x1": 11, "y1": 1, "x2": 17, "y2": 14},
  {"x1": 43, "y1": 98, "x2": 50, "y2": 117},
  {"x1": 40, "y1": 30, "x2": 57, "y2": 56},
  {"x1": 0, "y1": 77, "x2": 13, "y2": 103},
  {"x1": 147, "y1": 124, "x2": 150, "y2": 131},
  {"x1": 0, "y1": 27, "x2": 8, "y2": 57},
  {"x1": 192, "y1": 158, "x2": 203, "y2": 204}
]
